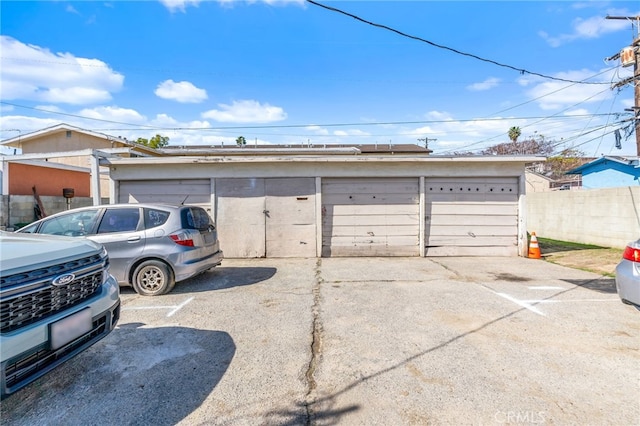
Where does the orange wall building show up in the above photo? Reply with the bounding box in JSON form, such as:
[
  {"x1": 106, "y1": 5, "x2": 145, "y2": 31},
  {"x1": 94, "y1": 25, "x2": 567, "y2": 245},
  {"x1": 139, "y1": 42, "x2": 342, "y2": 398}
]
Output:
[{"x1": 8, "y1": 162, "x2": 90, "y2": 197}]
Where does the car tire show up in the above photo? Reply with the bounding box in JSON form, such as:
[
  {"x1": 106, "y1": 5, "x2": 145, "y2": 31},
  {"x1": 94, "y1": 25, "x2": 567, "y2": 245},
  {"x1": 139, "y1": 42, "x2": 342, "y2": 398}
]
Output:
[{"x1": 132, "y1": 260, "x2": 175, "y2": 296}]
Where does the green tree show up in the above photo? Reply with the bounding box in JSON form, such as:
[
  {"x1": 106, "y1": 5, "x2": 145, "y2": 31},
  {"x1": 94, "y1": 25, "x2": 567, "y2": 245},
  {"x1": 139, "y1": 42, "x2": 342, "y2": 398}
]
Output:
[
  {"x1": 136, "y1": 134, "x2": 170, "y2": 149},
  {"x1": 508, "y1": 126, "x2": 521, "y2": 143},
  {"x1": 236, "y1": 136, "x2": 247, "y2": 146}
]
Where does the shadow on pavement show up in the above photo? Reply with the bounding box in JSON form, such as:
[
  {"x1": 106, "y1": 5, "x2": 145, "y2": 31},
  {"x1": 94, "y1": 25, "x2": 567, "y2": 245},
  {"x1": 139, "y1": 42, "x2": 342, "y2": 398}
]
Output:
[
  {"x1": 266, "y1": 402, "x2": 360, "y2": 425},
  {"x1": 173, "y1": 266, "x2": 278, "y2": 294},
  {"x1": 563, "y1": 277, "x2": 617, "y2": 294},
  {"x1": 1, "y1": 323, "x2": 235, "y2": 426}
]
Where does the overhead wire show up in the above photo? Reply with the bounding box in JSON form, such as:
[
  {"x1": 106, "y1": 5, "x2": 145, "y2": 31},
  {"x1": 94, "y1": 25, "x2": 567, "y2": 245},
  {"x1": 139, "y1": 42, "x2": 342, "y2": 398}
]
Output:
[
  {"x1": 0, "y1": 100, "x2": 622, "y2": 133},
  {"x1": 439, "y1": 84, "x2": 626, "y2": 155},
  {"x1": 2, "y1": 3, "x2": 633, "y2": 153},
  {"x1": 305, "y1": 0, "x2": 635, "y2": 154},
  {"x1": 592, "y1": 73, "x2": 622, "y2": 156},
  {"x1": 306, "y1": 0, "x2": 610, "y2": 86}
]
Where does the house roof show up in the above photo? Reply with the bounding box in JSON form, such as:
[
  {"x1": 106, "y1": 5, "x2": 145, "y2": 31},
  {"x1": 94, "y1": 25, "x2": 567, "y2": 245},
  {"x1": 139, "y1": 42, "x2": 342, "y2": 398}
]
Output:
[
  {"x1": 0, "y1": 123, "x2": 163, "y2": 156},
  {"x1": 0, "y1": 123, "x2": 134, "y2": 148},
  {"x1": 566, "y1": 156, "x2": 640, "y2": 175}
]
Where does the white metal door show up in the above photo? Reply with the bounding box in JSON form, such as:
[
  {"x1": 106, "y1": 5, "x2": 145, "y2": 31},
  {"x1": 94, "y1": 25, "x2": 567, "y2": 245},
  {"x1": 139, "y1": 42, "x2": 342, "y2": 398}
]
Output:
[
  {"x1": 425, "y1": 177, "x2": 519, "y2": 256},
  {"x1": 322, "y1": 178, "x2": 420, "y2": 257},
  {"x1": 216, "y1": 178, "x2": 317, "y2": 258}
]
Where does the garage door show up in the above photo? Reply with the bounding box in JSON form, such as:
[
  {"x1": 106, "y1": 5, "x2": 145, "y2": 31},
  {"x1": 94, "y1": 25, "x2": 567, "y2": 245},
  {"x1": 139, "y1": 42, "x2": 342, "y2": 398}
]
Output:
[
  {"x1": 425, "y1": 177, "x2": 519, "y2": 256},
  {"x1": 322, "y1": 178, "x2": 420, "y2": 257},
  {"x1": 118, "y1": 179, "x2": 212, "y2": 211},
  {"x1": 216, "y1": 178, "x2": 316, "y2": 258}
]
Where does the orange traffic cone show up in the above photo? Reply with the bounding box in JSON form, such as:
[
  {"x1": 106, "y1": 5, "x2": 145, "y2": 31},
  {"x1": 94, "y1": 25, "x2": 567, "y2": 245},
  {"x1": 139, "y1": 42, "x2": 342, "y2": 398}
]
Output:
[{"x1": 528, "y1": 232, "x2": 541, "y2": 259}]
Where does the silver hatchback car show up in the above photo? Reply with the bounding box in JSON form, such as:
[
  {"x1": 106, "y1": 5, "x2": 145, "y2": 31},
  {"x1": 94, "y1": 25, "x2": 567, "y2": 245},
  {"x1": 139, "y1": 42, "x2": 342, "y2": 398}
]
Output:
[
  {"x1": 615, "y1": 238, "x2": 640, "y2": 311},
  {"x1": 17, "y1": 203, "x2": 223, "y2": 296}
]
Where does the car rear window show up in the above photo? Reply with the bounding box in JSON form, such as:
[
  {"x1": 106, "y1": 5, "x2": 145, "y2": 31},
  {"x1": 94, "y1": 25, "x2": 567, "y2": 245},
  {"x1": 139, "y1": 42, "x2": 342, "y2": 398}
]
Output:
[
  {"x1": 144, "y1": 208, "x2": 171, "y2": 229},
  {"x1": 181, "y1": 207, "x2": 213, "y2": 231}
]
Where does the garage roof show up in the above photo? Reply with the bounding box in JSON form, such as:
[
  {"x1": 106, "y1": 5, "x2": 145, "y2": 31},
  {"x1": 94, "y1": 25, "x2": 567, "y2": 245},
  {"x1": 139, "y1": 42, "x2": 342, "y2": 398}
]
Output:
[{"x1": 103, "y1": 154, "x2": 544, "y2": 165}]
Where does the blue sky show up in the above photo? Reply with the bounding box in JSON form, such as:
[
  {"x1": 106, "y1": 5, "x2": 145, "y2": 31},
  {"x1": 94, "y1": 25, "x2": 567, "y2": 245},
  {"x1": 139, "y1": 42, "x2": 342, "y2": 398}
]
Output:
[{"x1": 1, "y1": 0, "x2": 638, "y2": 156}]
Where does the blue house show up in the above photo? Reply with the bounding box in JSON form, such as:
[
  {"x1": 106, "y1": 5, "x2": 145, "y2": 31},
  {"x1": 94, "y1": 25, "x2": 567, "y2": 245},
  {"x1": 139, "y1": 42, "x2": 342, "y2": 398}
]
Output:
[{"x1": 566, "y1": 156, "x2": 640, "y2": 189}]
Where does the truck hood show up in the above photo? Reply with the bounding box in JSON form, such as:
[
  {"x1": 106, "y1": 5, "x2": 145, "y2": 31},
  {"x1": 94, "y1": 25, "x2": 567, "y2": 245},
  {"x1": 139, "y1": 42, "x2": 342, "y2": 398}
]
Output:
[{"x1": 1, "y1": 232, "x2": 105, "y2": 276}]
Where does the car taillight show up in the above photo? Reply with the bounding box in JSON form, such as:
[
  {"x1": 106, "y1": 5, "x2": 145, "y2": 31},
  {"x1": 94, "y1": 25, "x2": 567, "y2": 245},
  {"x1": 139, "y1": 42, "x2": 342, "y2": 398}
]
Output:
[
  {"x1": 170, "y1": 232, "x2": 194, "y2": 247},
  {"x1": 622, "y1": 246, "x2": 640, "y2": 263}
]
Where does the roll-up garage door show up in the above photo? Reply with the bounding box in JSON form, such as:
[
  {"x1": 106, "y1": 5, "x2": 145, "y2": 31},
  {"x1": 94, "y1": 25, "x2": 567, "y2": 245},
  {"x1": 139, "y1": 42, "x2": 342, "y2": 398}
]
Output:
[
  {"x1": 425, "y1": 177, "x2": 519, "y2": 256},
  {"x1": 322, "y1": 178, "x2": 420, "y2": 257},
  {"x1": 118, "y1": 179, "x2": 212, "y2": 212}
]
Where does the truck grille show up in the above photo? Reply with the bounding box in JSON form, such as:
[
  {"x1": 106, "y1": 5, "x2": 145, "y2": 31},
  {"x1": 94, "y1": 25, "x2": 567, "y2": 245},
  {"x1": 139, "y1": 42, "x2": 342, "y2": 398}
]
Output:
[
  {"x1": 3, "y1": 302, "x2": 120, "y2": 392},
  {"x1": 0, "y1": 253, "x2": 106, "y2": 333}
]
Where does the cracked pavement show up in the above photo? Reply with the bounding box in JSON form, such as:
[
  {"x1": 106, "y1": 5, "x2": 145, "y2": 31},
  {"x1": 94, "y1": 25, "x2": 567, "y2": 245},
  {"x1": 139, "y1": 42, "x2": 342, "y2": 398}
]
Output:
[{"x1": 2, "y1": 257, "x2": 639, "y2": 425}]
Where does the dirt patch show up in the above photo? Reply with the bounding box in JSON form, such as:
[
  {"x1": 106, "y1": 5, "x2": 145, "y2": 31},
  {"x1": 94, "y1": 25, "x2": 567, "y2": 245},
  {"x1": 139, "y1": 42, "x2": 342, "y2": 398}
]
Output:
[{"x1": 538, "y1": 238, "x2": 621, "y2": 277}]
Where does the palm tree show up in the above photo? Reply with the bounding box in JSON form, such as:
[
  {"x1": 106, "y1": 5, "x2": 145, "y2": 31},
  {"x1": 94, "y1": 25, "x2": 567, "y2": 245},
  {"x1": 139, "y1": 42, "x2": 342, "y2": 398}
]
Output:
[{"x1": 508, "y1": 126, "x2": 521, "y2": 143}]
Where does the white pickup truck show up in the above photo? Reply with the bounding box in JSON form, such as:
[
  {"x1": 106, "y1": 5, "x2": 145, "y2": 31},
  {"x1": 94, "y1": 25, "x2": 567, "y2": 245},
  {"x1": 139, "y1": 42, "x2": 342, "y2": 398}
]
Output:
[{"x1": 0, "y1": 232, "x2": 120, "y2": 398}]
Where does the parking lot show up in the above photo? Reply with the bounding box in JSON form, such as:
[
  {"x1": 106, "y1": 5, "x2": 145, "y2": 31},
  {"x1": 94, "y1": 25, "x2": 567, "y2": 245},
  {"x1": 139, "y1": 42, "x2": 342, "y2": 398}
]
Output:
[{"x1": 2, "y1": 257, "x2": 638, "y2": 425}]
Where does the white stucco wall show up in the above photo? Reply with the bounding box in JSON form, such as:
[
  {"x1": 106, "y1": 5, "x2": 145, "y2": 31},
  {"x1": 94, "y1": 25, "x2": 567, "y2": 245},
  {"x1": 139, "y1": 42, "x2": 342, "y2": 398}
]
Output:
[{"x1": 527, "y1": 186, "x2": 640, "y2": 249}]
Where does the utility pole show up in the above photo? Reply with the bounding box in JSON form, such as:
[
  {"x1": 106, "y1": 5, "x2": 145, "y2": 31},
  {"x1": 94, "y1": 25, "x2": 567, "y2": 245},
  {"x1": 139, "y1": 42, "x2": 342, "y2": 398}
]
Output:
[
  {"x1": 417, "y1": 137, "x2": 437, "y2": 149},
  {"x1": 606, "y1": 15, "x2": 640, "y2": 156}
]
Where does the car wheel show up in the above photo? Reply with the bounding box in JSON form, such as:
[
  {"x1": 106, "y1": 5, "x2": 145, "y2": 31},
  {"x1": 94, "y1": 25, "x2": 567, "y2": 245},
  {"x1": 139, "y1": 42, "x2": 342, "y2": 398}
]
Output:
[{"x1": 132, "y1": 260, "x2": 175, "y2": 296}]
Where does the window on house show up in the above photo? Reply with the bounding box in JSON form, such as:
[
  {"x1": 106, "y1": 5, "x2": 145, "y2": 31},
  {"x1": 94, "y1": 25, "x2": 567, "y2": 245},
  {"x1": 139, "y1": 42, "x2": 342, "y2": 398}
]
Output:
[{"x1": 66, "y1": 131, "x2": 72, "y2": 138}]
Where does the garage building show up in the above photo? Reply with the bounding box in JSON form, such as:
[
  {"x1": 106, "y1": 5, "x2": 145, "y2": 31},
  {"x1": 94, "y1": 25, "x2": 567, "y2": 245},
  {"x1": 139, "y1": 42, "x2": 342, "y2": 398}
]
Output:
[{"x1": 104, "y1": 147, "x2": 541, "y2": 258}]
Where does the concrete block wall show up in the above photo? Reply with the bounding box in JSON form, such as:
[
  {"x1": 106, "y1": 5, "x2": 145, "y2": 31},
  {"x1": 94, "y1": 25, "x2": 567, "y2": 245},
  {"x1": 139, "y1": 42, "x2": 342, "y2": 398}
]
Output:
[
  {"x1": 527, "y1": 186, "x2": 640, "y2": 249},
  {"x1": 0, "y1": 195, "x2": 97, "y2": 230}
]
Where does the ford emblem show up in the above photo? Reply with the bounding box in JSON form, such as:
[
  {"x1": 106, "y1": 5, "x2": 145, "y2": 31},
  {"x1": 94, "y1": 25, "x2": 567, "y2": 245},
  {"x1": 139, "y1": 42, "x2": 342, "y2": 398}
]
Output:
[{"x1": 52, "y1": 273, "x2": 75, "y2": 287}]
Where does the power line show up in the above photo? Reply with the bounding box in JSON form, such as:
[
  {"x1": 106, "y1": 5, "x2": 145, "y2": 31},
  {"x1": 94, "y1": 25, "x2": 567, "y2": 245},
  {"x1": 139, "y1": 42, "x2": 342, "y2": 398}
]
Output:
[
  {"x1": 306, "y1": 0, "x2": 611, "y2": 86},
  {"x1": 0, "y1": 101, "x2": 623, "y2": 133},
  {"x1": 439, "y1": 84, "x2": 624, "y2": 154}
]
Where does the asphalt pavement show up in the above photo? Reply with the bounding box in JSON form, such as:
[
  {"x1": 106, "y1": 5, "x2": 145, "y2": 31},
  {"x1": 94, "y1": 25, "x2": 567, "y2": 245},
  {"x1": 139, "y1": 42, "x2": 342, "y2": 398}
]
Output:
[{"x1": 1, "y1": 257, "x2": 638, "y2": 425}]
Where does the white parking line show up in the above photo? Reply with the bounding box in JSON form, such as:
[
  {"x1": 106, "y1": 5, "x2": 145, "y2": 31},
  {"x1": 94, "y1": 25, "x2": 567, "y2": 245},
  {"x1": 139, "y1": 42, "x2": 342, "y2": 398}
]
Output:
[
  {"x1": 122, "y1": 296, "x2": 194, "y2": 318},
  {"x1": 167, "y1": 297, "x2": 194, "y2": 317},
  {"x1": 527, "y1": 286, "x2": 564, "y2": 290},
  {"x1": 495, "y1": 292, "x2": 546, "y2": 316},
  {"x1": 523, "y1": 299, "x2": 617, "y2": 304}
]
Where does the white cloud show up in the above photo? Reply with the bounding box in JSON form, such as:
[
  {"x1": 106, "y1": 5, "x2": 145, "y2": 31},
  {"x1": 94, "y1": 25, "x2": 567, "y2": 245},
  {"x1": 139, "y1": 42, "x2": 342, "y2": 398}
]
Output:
[
  {"x1": 425, "y1": 110, "x2": 455, "y2": 121},
  {"x1": 466, "y1": 77, "x2": 501, "y2": 92},
  {"x1": 150, "y1": 113, "x2": 210, "y2": 130},
  {"x1": 202, "y1": 100, "x2": 287, "y2": 123},
  {"x1": 333, "y1": 129, "x2": 370, "y2": 137},
  {"x1": 155, "y1": 80, "x2": 208, "y2": 103},
  {"x1": 159, "y1": 0, "x2": 202, "y2": 13},
  {"x1": 159, "y1": 0, "x2": 305, "y2": 12},
  {"x1": 0, "y1": 115, "x2": 61, "y2": 138},
  {"x1": 77, "y1": 106, "x2": 146, "y2": 123},
  {"x1": 402, "y1": 126, "x2": 435, "y2": 137},
  {"x1": 520, "y1": 68, "x2": 614, "y2": 110},
  {"x1": 306, "y1": 125, "x2": 329, "y2": 135},
  {"x1": 0, "y1": 36, "x2": 123, "y2": 105},
  {"x1": 563, "y1": 108, "x2": 590, "y2": 116},
  {"x1": 539, "y1": 10, "x2": 635, "y2": 47}
]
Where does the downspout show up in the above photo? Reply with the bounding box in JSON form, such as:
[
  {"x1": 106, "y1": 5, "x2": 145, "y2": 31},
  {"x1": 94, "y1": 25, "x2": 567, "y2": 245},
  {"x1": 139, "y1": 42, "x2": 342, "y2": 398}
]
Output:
[
  {"x1": 419, "y1": 176, "x2": 425, "y2": 257},
  {"x1": 1, "y1": 157, "x2": 8, "y2": 229},
  {"x1": 518, "y1": 173, "x2": 527, "y2": 257},
  {"x1": 90, "y1": 150, "x2": 102, "y2": 206}
]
